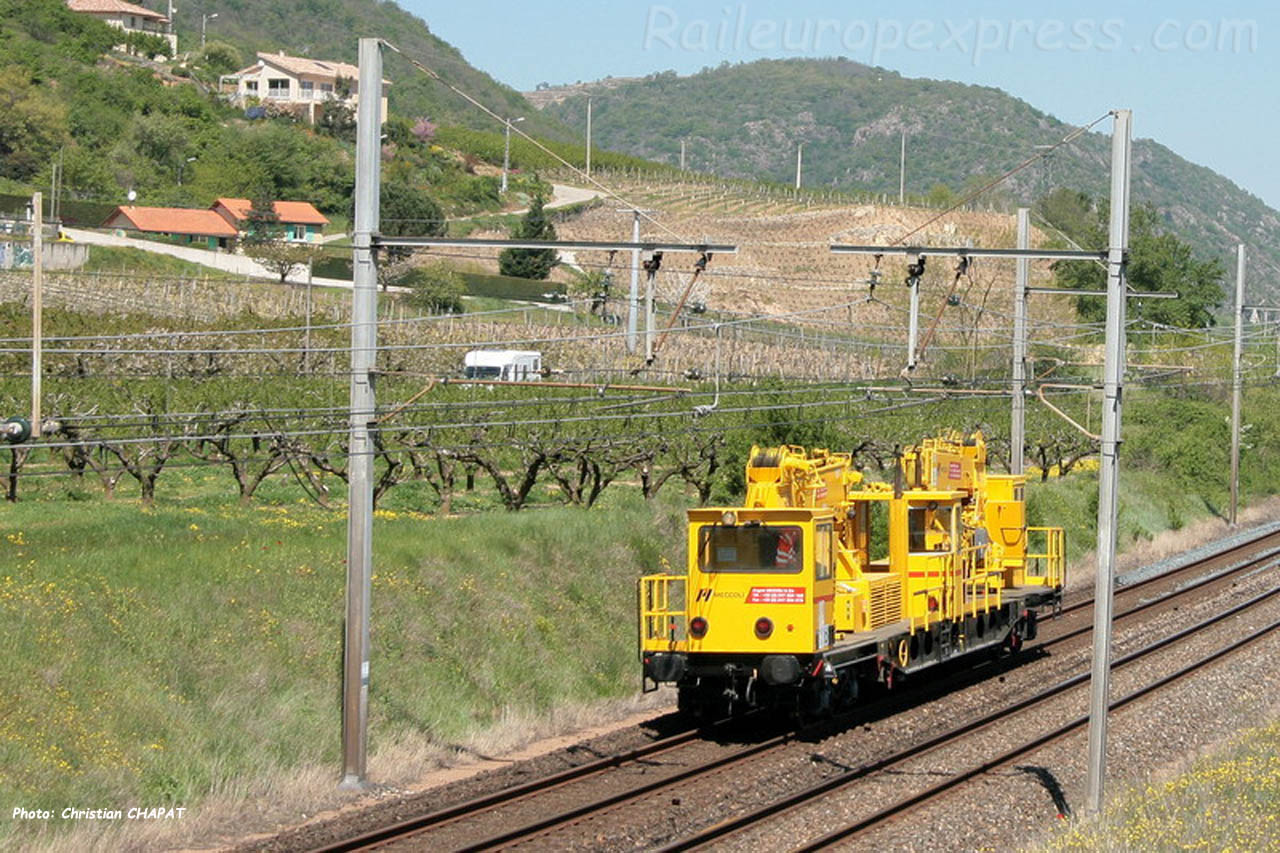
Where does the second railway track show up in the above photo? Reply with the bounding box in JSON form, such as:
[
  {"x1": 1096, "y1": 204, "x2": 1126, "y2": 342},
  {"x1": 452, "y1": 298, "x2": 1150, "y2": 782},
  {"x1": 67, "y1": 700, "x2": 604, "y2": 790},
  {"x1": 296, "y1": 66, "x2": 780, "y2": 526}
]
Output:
[{"x1": 288, "y1": 525, "x2": 1280, "y2": 853}]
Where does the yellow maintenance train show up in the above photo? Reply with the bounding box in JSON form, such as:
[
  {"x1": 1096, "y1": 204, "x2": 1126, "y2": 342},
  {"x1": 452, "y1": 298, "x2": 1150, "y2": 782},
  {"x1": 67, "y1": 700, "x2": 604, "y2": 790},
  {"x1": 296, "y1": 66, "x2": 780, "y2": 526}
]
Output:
[{"x1": 640, "y1": 432, "x2": 1064, "y2": 717}]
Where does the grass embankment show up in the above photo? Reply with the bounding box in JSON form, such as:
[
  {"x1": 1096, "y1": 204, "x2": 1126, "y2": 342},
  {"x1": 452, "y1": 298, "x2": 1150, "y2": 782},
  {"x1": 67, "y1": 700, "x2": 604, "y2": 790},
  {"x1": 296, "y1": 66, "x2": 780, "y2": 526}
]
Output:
[
  {"x1": 1, "y1": 382, "x2": 1276, "y2": 847},
  {"x1": 78, "y1": 245, "x2": 236, "y2": 279},
  {"x1": 1043, "y1": 717, "x2": 1280, "y2": 851},
  {"x1": 0, "y1": 478, "x2": 685, "y2": 848}
]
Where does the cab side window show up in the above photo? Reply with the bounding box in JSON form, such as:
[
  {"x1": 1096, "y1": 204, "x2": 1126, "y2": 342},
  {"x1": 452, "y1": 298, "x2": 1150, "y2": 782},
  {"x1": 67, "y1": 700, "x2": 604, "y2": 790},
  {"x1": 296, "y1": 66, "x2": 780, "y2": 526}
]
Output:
[{"x1": 814, "y1": 523, "x2": 832, "y2": 580}]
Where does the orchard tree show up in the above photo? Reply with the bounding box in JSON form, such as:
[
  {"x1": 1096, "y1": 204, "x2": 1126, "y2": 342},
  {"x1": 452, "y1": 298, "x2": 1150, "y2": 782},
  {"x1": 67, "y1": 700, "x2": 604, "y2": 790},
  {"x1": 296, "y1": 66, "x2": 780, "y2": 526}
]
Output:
[
  {"x1": 499, "y1": 195, "x2": 557, "y2": 280},
  {"x1": 248, "y1": 240, "x2": 316, "y2": 283},
  {"x1": 402, "y1": 261, "x2": 465, "y2": 314}
]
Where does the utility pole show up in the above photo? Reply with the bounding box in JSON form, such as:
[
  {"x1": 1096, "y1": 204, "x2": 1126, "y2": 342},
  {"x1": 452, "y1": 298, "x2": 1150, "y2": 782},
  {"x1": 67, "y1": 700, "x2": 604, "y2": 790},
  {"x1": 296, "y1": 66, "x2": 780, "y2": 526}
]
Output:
[
  {"x1": 304, "y1": 259, "x2": 314, "y2": 374},
  {"x1": 1085, "y1": 108, "x2": 1133, "y2": 816},
  {"x1": 680, "y1": 139, "x2": 686, "y2": 171},
  {"x1": 795, "y1": 143, "x2": 803, "y2": 189},
  {"x1": 644, "y1": 255, "x2": 657, "y2": 363},
  {"x1": 501, "y1": 116, "x2": 524, "y2": 194},
  {"x1": 627, "y1": 210, "x2": 641, "y2": 353},
  {"x1": 30, "y1": 192, "x2": 42, "y2": 439},
  {"x1": 905, "y1": 271, "x2": 920, "y2": 371},
  {"x1": 201, "y1": 12, "x2": 217, "y2": 48},
  {"x1": 1229, "y1": 243, "x2": 1245, "y2": 525},
  {"x1": 899, "y1": 132, "x2": 906, "y2": 204},
  {"x1": 1011, "y1": 207, "x2": 1030, "y2": 474},
  {"x1": 340, "y1": 36, "x2": 382, "y2": 791},
  {"x1": 585, "y1": 97, "x2": 592, "y2": 179}
]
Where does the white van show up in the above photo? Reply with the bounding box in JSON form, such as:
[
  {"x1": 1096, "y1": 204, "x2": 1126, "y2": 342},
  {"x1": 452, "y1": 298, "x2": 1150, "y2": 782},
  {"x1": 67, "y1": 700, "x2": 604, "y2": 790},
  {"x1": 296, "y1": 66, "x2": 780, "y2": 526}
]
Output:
[{"x1": 462, "y1": 350, "x2": 543, "y2": 382}]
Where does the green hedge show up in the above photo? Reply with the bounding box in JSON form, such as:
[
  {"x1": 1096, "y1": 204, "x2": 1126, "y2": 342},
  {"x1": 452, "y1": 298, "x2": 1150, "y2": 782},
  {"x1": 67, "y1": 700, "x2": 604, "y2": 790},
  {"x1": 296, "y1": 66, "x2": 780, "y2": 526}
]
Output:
[
  {"x1": 0, "y1": 194, "x2": 116, "y2": 227},
  {"x1": 308, "y1": 256, "x2": 566, "y2": 303},
  {"x1": 460, "y1": 270, "x2": 564, "y2": 301}
]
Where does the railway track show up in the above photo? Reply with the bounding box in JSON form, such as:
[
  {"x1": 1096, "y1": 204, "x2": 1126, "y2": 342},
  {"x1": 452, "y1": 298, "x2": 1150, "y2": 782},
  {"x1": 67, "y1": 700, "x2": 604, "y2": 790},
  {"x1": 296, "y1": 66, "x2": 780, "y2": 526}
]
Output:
[
  {"x1": 666, "y1": 585, "x2": 1280, "y2": 851},
  {"x1": 301, "y1": 525, "x2": 1280, "y2": 853}
]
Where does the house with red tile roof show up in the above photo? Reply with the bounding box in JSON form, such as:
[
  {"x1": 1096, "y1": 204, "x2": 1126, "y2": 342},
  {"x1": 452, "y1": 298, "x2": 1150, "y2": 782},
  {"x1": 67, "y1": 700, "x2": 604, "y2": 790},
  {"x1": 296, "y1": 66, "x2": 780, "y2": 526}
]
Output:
[
  {"x1": 210, "y1": 198, "x2": 330, "y2": 244},
  {"x1": 223, "y1": 51, "x2": 389, "y2": 123},
  {"x1": 66, "y1": 0, "x2": 177, "y2": 54},
  {"x1": 103, "y1": 205, "x2": 239, "y2": 250}
]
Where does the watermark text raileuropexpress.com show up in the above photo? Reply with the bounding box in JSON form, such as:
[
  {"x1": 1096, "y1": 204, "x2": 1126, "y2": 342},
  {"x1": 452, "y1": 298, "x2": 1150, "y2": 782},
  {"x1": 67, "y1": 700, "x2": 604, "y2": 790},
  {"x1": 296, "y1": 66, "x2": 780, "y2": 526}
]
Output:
[{"x1": 642, "y1": 7, "x2": 1259, "y2": 66}]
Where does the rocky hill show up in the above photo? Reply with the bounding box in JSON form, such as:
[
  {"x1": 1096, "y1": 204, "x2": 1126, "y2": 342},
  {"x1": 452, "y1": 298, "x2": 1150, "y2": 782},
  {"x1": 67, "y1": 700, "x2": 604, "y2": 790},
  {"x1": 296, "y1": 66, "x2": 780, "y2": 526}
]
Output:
[{"x1": 539, "y1": 58, "x2": 1280, "y2": 300}]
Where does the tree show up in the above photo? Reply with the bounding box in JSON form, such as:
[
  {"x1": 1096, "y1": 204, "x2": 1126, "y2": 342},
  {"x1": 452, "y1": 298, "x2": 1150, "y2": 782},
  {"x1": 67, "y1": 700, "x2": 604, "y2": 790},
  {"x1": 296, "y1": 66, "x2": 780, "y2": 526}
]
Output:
[
  {"x1": 316, "y1": 101, "x2": 356, "y2": 143},
  {"x1": 402, "y1": 261, "x2": 465, "y2": 314},
  {"x1": 1034, "y1": 188, "x2": 1093, "y2": 242},
  {"x1": 242, "y1": 190, "x2": 282, "y2": 246},
  {"x1": 568, "y1": 268, "x2": 611, "y2": 316},
  {"x1": 198, "y1": 41, "x2": 242, "y2": 76},
  {"x1": 0, "y1": 66, "x2": 71, "y2": 180},
  {"x1": 499, "y1": 195, "x2": 557, "y2": 280},
  {"x1": 248, "y1": 240, "x2": 316, "y2": 283},
  {"x1": 1050, "y1": 202, "x2": 1225, "y2": 328},
  {"x1": 378, "y1": 182, "x2": 445, "y2": 289}
]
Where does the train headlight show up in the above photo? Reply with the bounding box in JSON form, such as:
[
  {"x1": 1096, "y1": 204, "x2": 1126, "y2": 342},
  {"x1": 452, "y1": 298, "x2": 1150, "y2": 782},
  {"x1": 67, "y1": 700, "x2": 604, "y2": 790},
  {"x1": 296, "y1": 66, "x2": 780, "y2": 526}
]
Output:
[
  {"x1": 754, "y1": 617, "x2": 774, "y2": 639},
  {"x1": 689, "y1": 616, "x2": 709, "y2": 638},
  {"x1": 720, "y1": 511, "x2": 737, "y2": 526}
]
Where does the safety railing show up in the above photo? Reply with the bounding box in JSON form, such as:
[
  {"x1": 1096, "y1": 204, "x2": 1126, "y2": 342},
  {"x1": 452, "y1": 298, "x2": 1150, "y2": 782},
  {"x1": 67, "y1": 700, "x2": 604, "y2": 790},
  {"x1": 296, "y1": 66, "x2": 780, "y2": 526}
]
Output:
[
  {"x1": 638, "y1": 574, "x2": 686, "y2": 652},
  {"x1": 1026, "y1": 526, "x2": 1066, "y2": 588},
  {"x1": 910, "y1": 582, "x2": 946, "y2": 634},
  {"x1": 960, "y1": 544, "x2": 1001, "y2": 618}
]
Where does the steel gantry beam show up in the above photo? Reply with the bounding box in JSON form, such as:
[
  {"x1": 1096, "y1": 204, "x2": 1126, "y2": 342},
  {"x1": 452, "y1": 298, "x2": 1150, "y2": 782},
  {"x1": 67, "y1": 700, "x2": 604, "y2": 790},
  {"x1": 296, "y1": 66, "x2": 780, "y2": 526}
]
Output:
[
  {"x1": 828, "y1": 244, "x2": 1106, "y2": 262},
  {"x1": 373, "y1": 236, "x2": 738, "y2": 254}
]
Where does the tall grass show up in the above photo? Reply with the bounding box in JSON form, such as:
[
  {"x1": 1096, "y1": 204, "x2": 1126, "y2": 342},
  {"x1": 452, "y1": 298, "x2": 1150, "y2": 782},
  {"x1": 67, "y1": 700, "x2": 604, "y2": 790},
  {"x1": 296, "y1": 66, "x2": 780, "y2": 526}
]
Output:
[
  {"x1": 1043, "y1": 718, "x2": 1280, "y2": 851},
  {"x1": 0, "y1": 484, "x2": 685, "y2": 848}
]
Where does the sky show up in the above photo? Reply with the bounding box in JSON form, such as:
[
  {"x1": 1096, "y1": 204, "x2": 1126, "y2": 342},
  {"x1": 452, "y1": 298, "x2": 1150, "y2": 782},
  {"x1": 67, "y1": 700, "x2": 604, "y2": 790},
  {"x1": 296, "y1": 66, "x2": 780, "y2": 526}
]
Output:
[{"x1": 402, "y1": 1, "x2": 1280, "y2": 210}]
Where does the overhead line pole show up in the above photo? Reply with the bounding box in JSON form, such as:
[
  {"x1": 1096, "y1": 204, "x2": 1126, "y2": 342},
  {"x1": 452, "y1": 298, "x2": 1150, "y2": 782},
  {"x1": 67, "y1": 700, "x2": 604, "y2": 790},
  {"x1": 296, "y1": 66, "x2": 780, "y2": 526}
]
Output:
[
  {"x1": 31, "y1": 192, "x2": 42, "y2": 439},
  {"x1": 340, "y1": 36, "x2": 383, "y2": 791},
  {"x1": 899, "y1": 132, "x2": 906, "y2": 204},
  {"x1": 1011, "y1": 207, "x2": 1030, "y2": 474},
  {"x1": 1085, "y1": 107, "x2": 1132, "y2": 815},
  {"x1": 585, "y1": 97, "x2": 592, "y2": 179},
  {"x1": 1230, "y1": 243, "x2": 1246, "y2": 526}
]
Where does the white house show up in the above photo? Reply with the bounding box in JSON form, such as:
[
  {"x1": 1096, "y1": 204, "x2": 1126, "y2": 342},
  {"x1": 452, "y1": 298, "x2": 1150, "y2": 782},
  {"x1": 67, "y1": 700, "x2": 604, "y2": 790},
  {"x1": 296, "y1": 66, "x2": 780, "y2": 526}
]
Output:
[
  {"x1": 224, "y1": 52, "x2": 389, "y2": 123},
  {"x1": 66, "y1": 0, "x2": 177, "y2": 54}
]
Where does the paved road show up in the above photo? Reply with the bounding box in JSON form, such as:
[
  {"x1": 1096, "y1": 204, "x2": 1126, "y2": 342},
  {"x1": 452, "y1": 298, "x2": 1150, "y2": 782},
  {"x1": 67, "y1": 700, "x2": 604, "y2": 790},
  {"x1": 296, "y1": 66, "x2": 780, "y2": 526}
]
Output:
[
  {"x1": 502, "y1": 183, "x2": 605, "y2": 217},
  {"x1": 63, "y1": 227, "x2": 356, "y2": 289},
  {"x1": 65, "y1": 182, "x2": 605, "y2": 289}
]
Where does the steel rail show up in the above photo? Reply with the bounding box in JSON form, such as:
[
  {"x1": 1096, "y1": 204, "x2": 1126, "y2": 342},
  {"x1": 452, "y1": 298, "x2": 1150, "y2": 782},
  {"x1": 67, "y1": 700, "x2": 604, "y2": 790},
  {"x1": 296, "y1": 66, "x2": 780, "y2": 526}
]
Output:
[
  {"x1": 664, "y1": 585, "x2": 1280, "y2": 851},
  {"x1": 793, "y1": 602, "x2": 1280, "y2": 851},
  {"x1": 305, "y1": 526, "x2": 1280, "y2": 853}
]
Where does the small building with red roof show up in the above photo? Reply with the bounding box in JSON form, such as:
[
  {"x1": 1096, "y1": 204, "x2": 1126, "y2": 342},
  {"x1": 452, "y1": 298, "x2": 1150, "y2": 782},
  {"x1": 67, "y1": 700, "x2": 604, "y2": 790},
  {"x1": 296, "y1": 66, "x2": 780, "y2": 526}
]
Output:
[
  {"x1": 103, "y1": 205, "x2": 239, "y2": 250},
  {"x1": 210, "y1": 198, "x2": 330, "y2": 244},
  {"x1": 66, "y1": 0, "x2": 177, "y2": 54}
]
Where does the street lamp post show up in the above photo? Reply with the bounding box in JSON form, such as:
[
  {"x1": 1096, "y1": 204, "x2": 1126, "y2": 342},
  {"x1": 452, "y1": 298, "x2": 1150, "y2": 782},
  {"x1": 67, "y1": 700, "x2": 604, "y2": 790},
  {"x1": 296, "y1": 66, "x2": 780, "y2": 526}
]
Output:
[
  {"x1": 501, "y1": 116, "x2": 525, "y2": 194},
  {"x1": 201, "y1": 12, "x2": 218, "y2": 49}
]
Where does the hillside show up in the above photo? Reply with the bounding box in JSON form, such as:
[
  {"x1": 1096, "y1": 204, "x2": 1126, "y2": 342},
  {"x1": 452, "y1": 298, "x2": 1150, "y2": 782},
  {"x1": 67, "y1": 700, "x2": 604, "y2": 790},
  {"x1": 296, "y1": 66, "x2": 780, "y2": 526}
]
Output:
[
  {"x1": 0, "y1": 0, "x2": 575, "y2": 222},
  {"x1": 168, "y1": 0, "x2": 569, "y2": 140},
  {"x1": 540, "y1": 59, "x2": 1280, "y2": 300}
]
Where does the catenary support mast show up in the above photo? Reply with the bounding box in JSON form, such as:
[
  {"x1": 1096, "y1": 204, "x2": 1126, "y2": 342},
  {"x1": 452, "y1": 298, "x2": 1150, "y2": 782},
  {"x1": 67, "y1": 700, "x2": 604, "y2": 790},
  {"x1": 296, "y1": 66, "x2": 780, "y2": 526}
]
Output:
[{"x1": 340, "y1": 36, "x2": 383, "y2": 790}]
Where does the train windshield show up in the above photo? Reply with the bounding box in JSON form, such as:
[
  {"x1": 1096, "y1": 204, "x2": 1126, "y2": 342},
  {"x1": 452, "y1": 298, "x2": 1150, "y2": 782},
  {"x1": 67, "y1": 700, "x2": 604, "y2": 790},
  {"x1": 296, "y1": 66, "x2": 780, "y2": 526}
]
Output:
[
  {"x1": 463, "y1": 365, "x2": 503, "y2": 379},
  {"x1": 699, "y1": 525, "x2": 803, "y2": 574}
]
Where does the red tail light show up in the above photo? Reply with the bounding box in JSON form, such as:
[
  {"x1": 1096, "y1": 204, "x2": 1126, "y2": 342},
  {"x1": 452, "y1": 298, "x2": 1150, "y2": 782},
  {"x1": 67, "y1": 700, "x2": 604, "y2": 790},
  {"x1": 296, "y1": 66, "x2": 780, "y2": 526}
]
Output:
[
  {"x1": 689, "y1": 616, "x2": 709, "y2": 638},
  {"x1": 754, "y1": 617, "x2": 773, "y2": 639}
]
